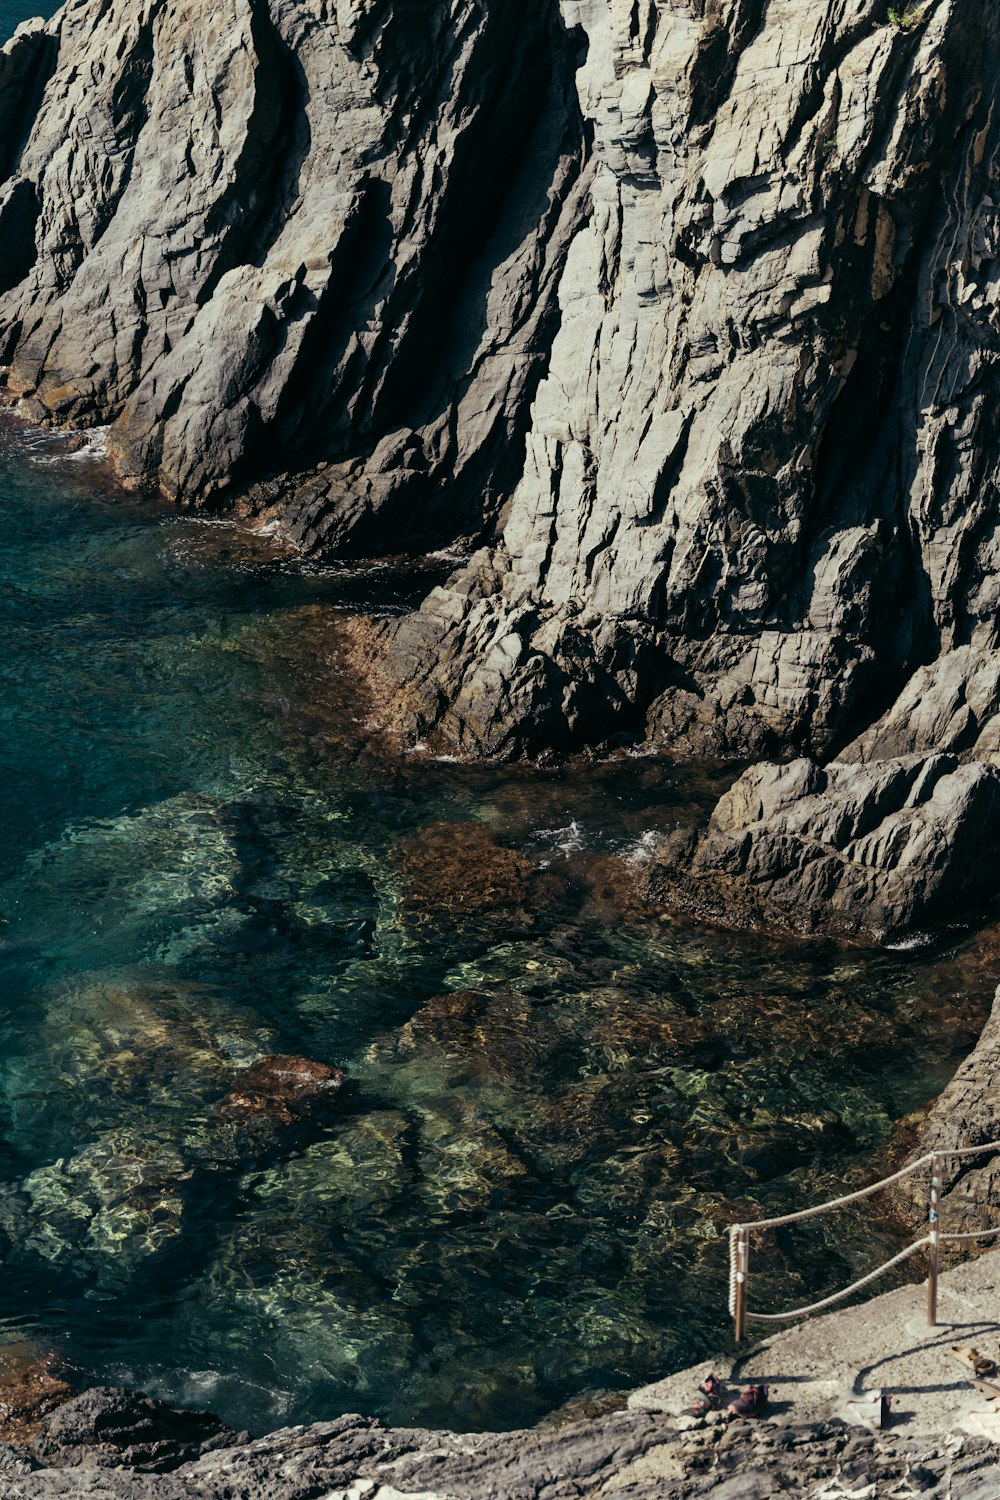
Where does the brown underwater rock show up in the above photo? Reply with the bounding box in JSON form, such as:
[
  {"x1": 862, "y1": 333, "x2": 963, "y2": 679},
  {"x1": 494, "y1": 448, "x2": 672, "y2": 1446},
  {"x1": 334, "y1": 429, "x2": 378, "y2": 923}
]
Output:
[
  {"x1": 395, "y1": 822, "x2": 536, "y2": 925},
  {"x1": 217, "y1": 1054, "x2": 347, "y2": 1131},
  {"x1": 0, "y1": 1350, "x2": 75, "y2": 1445}
]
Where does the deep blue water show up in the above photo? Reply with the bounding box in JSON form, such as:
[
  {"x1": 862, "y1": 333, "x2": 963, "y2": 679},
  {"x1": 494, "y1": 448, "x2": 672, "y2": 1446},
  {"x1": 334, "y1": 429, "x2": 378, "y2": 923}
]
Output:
[{"x1": 0, "y1": 0, "x2": 55, "y2": 34}]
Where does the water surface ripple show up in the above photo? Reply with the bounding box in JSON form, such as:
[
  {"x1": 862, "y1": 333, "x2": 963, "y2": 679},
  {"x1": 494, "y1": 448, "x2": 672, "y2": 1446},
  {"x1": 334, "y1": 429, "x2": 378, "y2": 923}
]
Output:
[{"x1": 0, "y1": 408, "x2": 997, "y2": 1434}]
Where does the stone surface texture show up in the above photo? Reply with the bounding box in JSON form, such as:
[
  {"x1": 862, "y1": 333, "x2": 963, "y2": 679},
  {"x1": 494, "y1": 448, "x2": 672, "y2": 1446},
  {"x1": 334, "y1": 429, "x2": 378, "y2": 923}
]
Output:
[
  {"x1": 2, "y1": 1384, "x2": 1000, "y2": 1498},
  {"x1": 5, "y1": 1379, "x2": 1000, "y2": 1497},
  {"x1": 639, "y1": 752, "x2": 1000, "y2": 940},
  {"x1": 0, "y1": 0, "x2": 993, "y2": 745},
  {"x1": 5, "y1": 0, "x2": 1000, "y2": 935}
]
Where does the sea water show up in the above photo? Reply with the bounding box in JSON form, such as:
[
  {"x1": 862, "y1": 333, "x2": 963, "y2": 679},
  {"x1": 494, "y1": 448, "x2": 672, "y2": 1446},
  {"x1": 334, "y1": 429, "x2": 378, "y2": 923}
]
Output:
[
  {"x1": 0, "y1": 421, "x2": 993, "y2": 1435},
  {"x1": 0, "y1": 0, "x2": 55, "y2": 34},
  {"x1": 0, "y1": 0, "x2": 997, "y2": 1430}
]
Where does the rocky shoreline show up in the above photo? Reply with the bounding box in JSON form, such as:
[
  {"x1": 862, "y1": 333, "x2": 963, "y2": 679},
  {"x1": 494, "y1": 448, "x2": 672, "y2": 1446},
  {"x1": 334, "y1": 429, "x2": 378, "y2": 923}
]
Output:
[
  {"x1": 4, "y1": 0, "x2": 1000, "y2": 1489},
  {"x1": 4, "y1": 0, "x2": 1000, "y2": 943},
  {"x1": 1, "y1": 1365, "x2": 998, "y2": 1498}
]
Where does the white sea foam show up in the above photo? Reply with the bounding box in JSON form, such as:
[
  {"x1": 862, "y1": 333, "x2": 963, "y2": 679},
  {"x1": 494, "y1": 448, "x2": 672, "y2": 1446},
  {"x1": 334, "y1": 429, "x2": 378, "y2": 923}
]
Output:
[
  {"x1": 27, "y1": 426, "x2": 111, "y2": 465},
  {"x1": 531, "y1": 819, "x2": 585, "y2": 859},
  {"x1": 621, "y1": 829, "x2": 658, "y2": 865},
  {"x1": 885, "y1": 931, "x2": 934, "y2": 951}
]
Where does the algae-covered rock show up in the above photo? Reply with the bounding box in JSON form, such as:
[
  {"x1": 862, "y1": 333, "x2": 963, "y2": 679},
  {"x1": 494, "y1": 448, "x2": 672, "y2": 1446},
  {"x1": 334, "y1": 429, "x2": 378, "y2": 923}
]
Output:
[
  {"x1": 394, "y1": 822, "x2": 538, "y2": 929},
  {"x1": 0, "y1": 1348, "x2": 75, "y2": 1445}
]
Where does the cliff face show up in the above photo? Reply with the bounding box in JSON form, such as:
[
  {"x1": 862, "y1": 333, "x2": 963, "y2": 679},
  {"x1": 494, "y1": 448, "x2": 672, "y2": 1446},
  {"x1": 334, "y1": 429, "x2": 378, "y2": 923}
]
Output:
[
  {"x1": 5, "y1": 0, "x2": 1000, "y2": 935},
  {"x1": 381, "y1": 0, "x2": 1000, "y2": 765},
  {"x1": 0, "y1": 0, "x2": 587, "y2": 554}
]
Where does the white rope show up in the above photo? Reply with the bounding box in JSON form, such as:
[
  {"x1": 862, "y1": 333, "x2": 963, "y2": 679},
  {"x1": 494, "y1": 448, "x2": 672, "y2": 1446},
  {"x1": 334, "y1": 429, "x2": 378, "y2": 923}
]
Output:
[
  {"x1": 727, "y1": 1140, "x2": 1000, "y2": 1334},
  {"x1": 747, "y1": 1236, "x2": 931, "y2": 1322},
  {"x1": 736, "y1": 1138, "x2": 1000, "y2": 1234},
  {"x1": 933, "y1": 1138, "x2": 1000, "y2": 1163},
  {"x1": 941, "y1": 1223, "x2": 1000, "y2": 1244},
  {"x1": 728, "y1": 1228, "x2": 740, "y2": 1317}
]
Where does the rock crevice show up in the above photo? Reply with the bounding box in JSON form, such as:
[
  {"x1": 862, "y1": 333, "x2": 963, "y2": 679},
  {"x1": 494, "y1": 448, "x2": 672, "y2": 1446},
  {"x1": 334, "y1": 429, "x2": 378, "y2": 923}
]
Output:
[{"x1": 6, "y1": 0, "x2": 1000, "y2": 938}]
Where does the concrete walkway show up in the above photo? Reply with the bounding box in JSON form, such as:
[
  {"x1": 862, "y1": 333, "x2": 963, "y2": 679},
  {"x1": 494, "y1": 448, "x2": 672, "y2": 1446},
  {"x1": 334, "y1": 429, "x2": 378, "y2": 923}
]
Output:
[{"x1": 629, "y1": 1247, "x2": 1000, "y2": 1437}]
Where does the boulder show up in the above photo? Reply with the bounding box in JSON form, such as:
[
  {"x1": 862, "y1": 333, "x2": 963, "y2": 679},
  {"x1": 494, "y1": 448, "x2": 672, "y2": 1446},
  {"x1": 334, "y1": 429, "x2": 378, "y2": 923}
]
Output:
[
  {"x1": 640, "y1": 755, "x2": 1000, "y2": 942},
  {"x1": 215, "y1": 1054, "x2": 347, "y2": 1158},
  {"x1": 29, "y1": 1387, "x2": 234, "y2": 1473}
]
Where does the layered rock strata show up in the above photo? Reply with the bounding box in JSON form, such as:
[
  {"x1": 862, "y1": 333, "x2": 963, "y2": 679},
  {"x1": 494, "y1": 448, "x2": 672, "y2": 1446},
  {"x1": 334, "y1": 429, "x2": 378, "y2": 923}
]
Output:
[
  {"x1": 6, "y1": 0, "x2": 1000, "y2": 936},
  {"x1": 3, "y1": 1385, "x2": 1000, "y2": 1499}
]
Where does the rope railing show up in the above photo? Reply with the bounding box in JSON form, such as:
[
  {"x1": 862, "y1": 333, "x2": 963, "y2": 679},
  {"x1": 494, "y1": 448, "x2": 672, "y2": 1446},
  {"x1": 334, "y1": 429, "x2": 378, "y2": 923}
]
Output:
[{"x1": 729, "y1": 1137, "x2": 1000, "y2": 1341}]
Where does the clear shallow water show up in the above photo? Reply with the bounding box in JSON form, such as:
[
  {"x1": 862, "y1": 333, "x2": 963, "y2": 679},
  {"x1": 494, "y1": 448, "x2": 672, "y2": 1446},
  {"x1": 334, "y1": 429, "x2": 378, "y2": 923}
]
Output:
[{"x1": 0, "y1": 420, "x2": 997, "y2": 1435}]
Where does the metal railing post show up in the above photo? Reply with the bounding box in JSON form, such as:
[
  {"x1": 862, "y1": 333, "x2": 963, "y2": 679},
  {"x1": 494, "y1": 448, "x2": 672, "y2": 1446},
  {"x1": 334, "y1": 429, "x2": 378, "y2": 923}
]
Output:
[
  {"x1": 927, "y1": 1154, "x2": 941, "y2": 1327},
  {"x1": 734, "y1": 1227, "x2": 749, "y2": 1342}
]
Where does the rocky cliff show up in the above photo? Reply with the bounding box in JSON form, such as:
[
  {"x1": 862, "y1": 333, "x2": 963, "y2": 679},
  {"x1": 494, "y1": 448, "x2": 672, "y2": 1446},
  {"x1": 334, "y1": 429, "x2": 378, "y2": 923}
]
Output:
[{"x1": 5, "y1": 0, "x2": 1000, "y2": 937}]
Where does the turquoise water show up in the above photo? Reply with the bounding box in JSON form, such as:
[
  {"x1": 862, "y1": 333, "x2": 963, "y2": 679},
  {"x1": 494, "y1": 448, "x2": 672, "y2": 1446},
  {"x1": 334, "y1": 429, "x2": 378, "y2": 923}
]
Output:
[
  {"x1": 0, "y1": 0, "x2": 55, "y2": 34},
  {"x1": 0, "y1": 417, "x2": 995, "y2": 1435}
]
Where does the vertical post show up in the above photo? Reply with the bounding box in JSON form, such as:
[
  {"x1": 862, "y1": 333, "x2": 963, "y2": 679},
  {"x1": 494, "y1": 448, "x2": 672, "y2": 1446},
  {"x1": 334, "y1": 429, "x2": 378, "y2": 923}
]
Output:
[
  {"x1": 927, "y1": 1154, "x2": 941, "y2": 1327},
  {"x1": 734, "y1": 1227, "x2": 749, "y2": 1343}
]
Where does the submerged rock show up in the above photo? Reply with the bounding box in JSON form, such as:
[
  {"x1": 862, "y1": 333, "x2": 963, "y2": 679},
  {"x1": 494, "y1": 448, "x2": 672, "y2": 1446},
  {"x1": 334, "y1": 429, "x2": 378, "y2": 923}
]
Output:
[
  {"x1": 0, "y1": 1129, "x2": 193, "y2": 1282},
  {"x1": 0, "y1": 1351, "x2": 74, "y2": 1446},
  {"x1": 215, "y1": 1054, "x2": 347, "y2": 1159},
  {"x1": 394, "y1": 821, "x2": 537, "y2": 928},
  {"x1": 2, "y1": 978, "x2": 275, "y2": 1154},
  {"x1": 217, "y1": 1054, "x2": 347, "y2": 1130}
]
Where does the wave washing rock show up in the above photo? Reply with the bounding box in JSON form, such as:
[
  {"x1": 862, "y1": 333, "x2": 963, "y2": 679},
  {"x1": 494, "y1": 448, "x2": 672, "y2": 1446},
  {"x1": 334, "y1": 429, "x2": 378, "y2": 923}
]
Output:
[{"x1": 639, "y1": 753, "x2": 1000, "y2": 941}]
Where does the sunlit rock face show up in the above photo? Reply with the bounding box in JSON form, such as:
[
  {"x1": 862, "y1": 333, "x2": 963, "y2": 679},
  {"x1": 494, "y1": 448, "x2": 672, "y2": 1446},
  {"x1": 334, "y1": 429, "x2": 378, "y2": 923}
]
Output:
[
  {"x1": 0, "y1": 0, "x2": 587, "y2": 560},
  {"x1": 6, "y1": 0, "x2": 1000, "y2": 948}
]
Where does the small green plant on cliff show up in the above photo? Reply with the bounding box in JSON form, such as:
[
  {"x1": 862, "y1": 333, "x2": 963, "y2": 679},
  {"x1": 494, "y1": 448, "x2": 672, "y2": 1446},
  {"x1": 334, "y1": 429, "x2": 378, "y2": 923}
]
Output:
[{"x1": 886, "y1": 2, "x2": 927, "y2": 27}]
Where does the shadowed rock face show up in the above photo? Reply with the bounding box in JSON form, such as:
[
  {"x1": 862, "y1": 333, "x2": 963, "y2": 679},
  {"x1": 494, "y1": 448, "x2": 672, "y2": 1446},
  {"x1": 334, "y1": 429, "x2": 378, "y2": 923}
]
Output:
[{"x1": 6, "y1": 0, "x2": 1000, "y2": 938}]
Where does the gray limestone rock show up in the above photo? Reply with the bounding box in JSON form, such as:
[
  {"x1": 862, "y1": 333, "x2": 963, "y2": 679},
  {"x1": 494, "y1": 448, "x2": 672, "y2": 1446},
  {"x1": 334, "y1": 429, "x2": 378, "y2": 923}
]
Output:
[
  {"x1": 7, "y1": 0, "x2": 1000, "y2": 934},
  {"x1": 640, "y1": 753, "x2": 1000, "y2": 941}
]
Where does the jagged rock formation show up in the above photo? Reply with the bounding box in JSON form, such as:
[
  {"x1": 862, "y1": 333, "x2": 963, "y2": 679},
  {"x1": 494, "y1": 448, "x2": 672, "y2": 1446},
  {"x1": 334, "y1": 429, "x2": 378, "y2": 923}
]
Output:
[
  {"x1": 380, "y1": 0, "x2": 1000, "y2": 763},
  {"x1": 6, "y1": 0, "x2": 1000, "y2": 936},
  {"x1": 639, "y1": 753, "x2": 1000, "y2": 941},
  {"x1": 4, "y1": 1385, "x2": 1000, "y2": 1498},
  {"x1": 0, "y1": 0, "x2": 587, "y2": 554}
]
